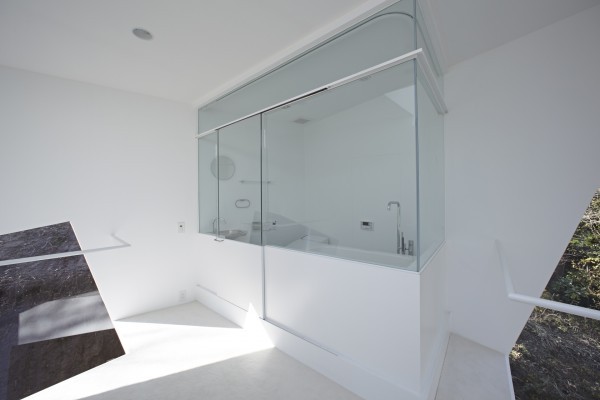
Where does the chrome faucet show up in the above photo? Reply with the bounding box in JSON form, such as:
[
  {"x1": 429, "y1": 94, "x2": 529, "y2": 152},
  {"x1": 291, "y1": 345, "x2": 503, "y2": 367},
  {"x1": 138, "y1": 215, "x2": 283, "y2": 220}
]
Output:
[{"x1": 387, "y1": 201, "x2": 403, "y2": 254}]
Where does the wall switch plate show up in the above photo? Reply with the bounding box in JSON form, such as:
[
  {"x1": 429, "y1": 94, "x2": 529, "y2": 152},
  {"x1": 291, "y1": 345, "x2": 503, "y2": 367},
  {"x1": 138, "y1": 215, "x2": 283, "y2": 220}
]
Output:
[
  {"x1": 177, "y1": 221, "x2": 185, "y2": 233},
  {"x1": 360, "y1": 221, "x2": 374, "y2": 231}
]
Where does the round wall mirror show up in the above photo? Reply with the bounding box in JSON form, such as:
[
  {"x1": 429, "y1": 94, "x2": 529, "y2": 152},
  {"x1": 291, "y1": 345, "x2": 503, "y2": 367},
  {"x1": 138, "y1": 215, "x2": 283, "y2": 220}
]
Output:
[{"x1": 211, "y1": 156, "x2": 235, "y2": 180}]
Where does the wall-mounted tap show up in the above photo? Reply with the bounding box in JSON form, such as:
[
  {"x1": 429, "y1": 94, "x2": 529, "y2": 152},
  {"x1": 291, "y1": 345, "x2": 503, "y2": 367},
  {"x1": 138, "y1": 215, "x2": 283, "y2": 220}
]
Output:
[
  {"x1": 212, "y1": 217, "x2": 226, "y2": 234},
  {"x1": 387, "y1": 201, "x2": 400, "y2": 212},
  {"x1": 387, "y1": 201, "x2": 402, "y2": 254}
]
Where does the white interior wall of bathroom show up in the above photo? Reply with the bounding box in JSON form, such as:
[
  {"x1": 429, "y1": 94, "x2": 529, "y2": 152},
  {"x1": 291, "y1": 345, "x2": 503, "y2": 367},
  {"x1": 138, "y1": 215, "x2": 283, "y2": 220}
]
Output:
[
  {"x1": 444, "y1": 3, "x2": 600, "y2": 354},
  {"x1": 264, "y1": 120, "x2": 306, "y2": 226},
  {"x1": 0, "y1": 65, "x2": 198, "y2": 321},
  {"x1": 301, "y1": 96, "x2": 416, "y2": 253},
  {"x1": 262, "y1": 95, "x2": 416, "y2": 252}
]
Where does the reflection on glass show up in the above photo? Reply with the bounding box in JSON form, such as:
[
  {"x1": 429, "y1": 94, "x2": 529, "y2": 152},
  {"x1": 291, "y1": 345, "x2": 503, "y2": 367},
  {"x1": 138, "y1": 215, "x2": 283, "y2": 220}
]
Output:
[
  {"x1": 263, "y1": 61, "x2": 418, "y2": 270},
  {"x1": 211, "y1": 155, "x2": 235, "y2": 180},
  {"x1": 216, "y1": 116, "x2": 262, "y2": 244},
  {"x1": 417, "y1": 68, "x2": 445, "y2": 268},
  {"x1": 198, "y1": 132, "x2": 218, "y2": 235}
]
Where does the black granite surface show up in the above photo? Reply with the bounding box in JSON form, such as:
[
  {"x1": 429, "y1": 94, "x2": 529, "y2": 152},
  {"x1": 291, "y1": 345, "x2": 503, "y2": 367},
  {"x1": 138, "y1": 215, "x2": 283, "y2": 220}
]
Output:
[
  {"x1": 0, "y1": 223, "x2": 124, "y2": 400},
  {"x1": 0, "y1": 222, "x2": 81, "y2": 262},
  {"x1": 7, "y1": 329, "x2": 124, "y2": 400},
  {"x1": 0, "y1": 256, "x2": 97, "y2": 315}
]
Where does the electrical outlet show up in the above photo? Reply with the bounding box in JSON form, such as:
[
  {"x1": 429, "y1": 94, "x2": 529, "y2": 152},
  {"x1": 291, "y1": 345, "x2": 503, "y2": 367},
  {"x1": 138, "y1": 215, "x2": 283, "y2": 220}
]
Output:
[
  {"x1": 360, "y1": 221, "x2": 374, "y2": 231},
  {"x1": 177, "y1": 221, "x2": 185, "y2": 233},
  {"x1": 178, "y1": 289, "x2": 187, "y2": 303}
]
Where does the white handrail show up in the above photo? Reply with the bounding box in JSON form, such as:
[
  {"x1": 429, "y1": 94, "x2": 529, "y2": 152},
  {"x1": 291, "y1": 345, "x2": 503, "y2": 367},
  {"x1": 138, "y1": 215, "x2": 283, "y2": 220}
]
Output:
[
  {"x1": 0, "y1": 234, "x2": 131, "y2": 267},
  {"x1": 495, "y1": 241, "x2": 600, "y2": 321}
]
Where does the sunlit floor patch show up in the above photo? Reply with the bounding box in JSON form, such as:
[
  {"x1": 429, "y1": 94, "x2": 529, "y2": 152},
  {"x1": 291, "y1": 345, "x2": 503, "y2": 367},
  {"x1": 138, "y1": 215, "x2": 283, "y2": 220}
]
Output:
[{"x1": 24, "y1": 302, "x2": 360, "y2": 400}]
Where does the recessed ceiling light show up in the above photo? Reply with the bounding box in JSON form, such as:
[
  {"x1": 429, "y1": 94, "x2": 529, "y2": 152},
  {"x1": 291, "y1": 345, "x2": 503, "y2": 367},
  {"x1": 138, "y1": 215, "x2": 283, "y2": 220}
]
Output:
[{"x1": 132, "y1": 28, "x2": 153, "y2": 41}]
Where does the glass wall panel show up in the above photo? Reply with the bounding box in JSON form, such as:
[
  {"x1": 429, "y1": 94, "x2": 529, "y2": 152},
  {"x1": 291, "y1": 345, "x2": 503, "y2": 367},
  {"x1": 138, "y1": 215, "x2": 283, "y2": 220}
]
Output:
[
  {"x1": 415, "y1": 2, "x2": 443, "y2": 93},
  {"x1": 198, "y1": 0, "x2": 415, "y2": 133},
  {"x1": 198, "y1": 132, "x2": 218, "y2": 235},
  {"x1": 416, "y1": 67, "x2": 445, "y2": 268},
  {"x1": 263, "y1": 60, "x2": 418, "y2": 271},
  {"x1": 216, "y1": 115, "x2": 262, "y2": 244}
]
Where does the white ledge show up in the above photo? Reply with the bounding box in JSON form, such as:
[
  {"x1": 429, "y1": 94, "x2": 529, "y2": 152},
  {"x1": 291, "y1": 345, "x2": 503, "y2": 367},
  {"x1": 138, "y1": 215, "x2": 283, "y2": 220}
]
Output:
[{"x1": 0, "y1": 234, "x2": 131, "y2": 267}]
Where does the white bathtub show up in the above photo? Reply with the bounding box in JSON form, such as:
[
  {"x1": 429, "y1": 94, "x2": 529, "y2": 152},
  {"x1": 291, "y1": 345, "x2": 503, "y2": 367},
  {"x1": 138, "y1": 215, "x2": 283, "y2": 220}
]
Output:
[{"x1": 286, "y1": 236, "x2": 417, "y2": 271}]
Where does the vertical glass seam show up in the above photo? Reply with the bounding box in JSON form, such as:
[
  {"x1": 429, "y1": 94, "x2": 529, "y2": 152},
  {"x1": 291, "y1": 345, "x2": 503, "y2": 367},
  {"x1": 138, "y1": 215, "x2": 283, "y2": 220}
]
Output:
[
  {"x1": 197, "y1": 109, "x2": 202, "y2": 234},
  {"x1": 414, "y1": 58, "x2": 421, "y2": 272},
  {"x1": 216, "y1": 129, "x2": 220, "y2": 238},
  {"x1": 260, "y1": 114, "x2": 267, "y2": 319}
]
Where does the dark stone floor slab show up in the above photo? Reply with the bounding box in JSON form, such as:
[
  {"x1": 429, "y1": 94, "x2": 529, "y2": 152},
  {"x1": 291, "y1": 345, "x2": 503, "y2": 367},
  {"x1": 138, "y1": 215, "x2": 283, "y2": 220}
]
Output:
[
  {"x1": 7, "y1": 329, "x2": 125, "y2": 400},
  {"x1": 0, "y1": 256, "x2": 97, "y2": 315},
  {"x1": 0, "y1": 223, "x2": 125, "y2": 400},
  {"x1": 0, "y1": 222, "x2": 80, "y2": 262}
]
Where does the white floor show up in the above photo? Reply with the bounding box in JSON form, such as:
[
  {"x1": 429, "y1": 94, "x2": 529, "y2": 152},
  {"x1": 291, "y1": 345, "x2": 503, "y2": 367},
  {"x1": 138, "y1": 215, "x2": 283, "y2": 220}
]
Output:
[
  {"x1": 435, "y1": 334, "x2": 514, "y2": 400},
  {"x1": 24, "y1": 302, "x2": 362, "y2": 400}
]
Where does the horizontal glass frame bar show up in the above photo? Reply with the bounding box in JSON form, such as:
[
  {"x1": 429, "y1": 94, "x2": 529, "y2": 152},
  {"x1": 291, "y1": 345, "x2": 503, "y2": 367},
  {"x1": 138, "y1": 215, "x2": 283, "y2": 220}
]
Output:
[{"x1": 196, "y1": 48, "x2": 446, "y2": 140}]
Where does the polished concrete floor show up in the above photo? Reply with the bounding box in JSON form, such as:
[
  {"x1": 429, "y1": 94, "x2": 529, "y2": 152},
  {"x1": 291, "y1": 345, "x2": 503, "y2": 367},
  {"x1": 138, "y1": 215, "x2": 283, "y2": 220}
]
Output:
[
  {"x1": 23, "y1": 302, "x2": 515, "y2": 400},
  {"x1": 24, "y1": 302, "x2": 362, "y2": 400}
]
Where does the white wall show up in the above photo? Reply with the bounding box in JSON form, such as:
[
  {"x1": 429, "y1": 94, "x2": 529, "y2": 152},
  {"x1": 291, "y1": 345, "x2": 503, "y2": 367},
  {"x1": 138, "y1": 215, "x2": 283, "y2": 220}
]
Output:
[
  {"x1": 0, "y1": 66, "x2": 197, "y2": 320},
  {"x1": 444, "y1": 4, "x2": 600, "y2": 353}
]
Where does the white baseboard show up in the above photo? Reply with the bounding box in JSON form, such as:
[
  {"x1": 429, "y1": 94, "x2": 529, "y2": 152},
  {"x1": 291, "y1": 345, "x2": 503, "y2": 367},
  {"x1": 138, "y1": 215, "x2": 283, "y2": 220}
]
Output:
[
  {"x1": 423, "y1": 330, "x2": 450, "y2": 400},
  {"x1": 195, "y1": 284, "x2": 248, "y2": 327}
]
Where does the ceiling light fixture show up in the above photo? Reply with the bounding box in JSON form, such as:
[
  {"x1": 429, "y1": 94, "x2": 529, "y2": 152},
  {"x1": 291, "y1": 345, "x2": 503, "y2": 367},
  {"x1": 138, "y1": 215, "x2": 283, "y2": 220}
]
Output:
[{"x1": 132, "y1": 28, "x2": 153, "y2": 41}]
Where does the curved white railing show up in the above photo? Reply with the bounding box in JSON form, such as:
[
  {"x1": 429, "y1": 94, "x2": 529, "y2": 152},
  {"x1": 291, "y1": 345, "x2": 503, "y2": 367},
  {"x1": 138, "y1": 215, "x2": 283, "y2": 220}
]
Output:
[
  {"x1": 496, "y1": 241, "x2": 600, "y2": 321},
  {"x1": 0, "y1": 234, "x2": 131, "y2": 267}
]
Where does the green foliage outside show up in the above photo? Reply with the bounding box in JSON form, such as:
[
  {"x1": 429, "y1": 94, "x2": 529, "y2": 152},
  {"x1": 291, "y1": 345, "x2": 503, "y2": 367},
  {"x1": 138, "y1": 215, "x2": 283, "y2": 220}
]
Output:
[{"x1": 547, "y1": 189, "x2": 600, "y2": 311}]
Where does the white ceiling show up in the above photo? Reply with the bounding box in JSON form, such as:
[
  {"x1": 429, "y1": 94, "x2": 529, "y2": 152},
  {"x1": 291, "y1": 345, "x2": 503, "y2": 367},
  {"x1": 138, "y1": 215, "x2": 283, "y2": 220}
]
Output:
[
  {"x1": 0, "y1": 0, "x2": 597, "y2": 105},
  {"x1": 426, "y1": 0, "x2": 599, "y2": 68}
]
